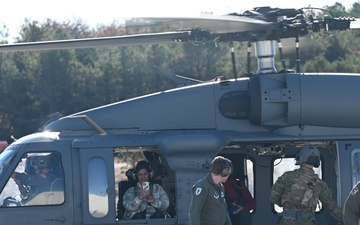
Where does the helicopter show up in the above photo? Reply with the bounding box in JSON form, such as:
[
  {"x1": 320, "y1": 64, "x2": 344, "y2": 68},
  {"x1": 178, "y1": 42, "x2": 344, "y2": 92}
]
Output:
[{"x1": 0, "y1": 6, "x2": 359, "y2": 225}]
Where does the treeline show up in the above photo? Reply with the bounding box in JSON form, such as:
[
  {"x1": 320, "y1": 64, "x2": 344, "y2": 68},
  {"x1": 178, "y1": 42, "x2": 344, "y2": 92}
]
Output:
[{"x1": 0, "y1": 2, "x2": 360, "y2": 139}]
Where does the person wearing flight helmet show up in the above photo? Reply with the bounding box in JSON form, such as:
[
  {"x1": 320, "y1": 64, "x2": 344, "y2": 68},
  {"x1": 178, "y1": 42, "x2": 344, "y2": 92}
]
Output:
[
  {"x1": 11, "y1": 153, "x2": 57, "y2": 202},
  {"x1": 270, "y1": 145, "x2": 343, "y2": 225},
  {"x1": 189, "y1": 156, "x2": 233, "y2": 225}
]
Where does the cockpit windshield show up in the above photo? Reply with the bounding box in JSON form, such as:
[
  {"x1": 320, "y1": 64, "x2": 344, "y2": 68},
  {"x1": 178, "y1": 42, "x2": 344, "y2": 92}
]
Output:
[{"x1": 0, "y1": 147, "x2": 18, "y2": 176}]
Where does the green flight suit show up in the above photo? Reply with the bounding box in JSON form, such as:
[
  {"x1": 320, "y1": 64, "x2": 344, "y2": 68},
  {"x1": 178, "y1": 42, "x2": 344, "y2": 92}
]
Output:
[
  {"x1": 344, "y1": 181, "x2": 360, "y2": 225},
  {"x1": 270, "y1": 166, "x2": 343, "y2": 225},
  {"x1": 189, "y1": 173, "x2": 232, "y2": 225}
]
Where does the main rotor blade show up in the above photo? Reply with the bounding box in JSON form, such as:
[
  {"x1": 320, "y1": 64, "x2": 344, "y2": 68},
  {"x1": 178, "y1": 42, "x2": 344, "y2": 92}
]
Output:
[
  {"x1": 350, "y1": 19, "x2": 360, "y2": 29},
  {"x1": 127, "y1": 14, "x2": 272, "y2": 34},
  {"x1": 0, "y1": 31, "x2": 192, "y2": 52}
]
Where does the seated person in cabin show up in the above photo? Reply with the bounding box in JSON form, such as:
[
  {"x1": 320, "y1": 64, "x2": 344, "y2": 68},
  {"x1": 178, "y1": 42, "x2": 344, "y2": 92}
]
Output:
[
  {"x1": 122, "y1": 160, "x2": 169, "y2": 219},
  {"x1": 223, "y1": 174, "x2": 255, "y2": 225}
]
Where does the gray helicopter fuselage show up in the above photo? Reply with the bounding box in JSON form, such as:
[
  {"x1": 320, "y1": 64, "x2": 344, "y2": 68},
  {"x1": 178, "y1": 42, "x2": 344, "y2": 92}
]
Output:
[
  {"x1": 0, "y1": 6, "x2": 359, "y2": 225},
  {"x1": 45, "y1": 72, "x2": 360, "y2": 139},
  {"x1": 0, "y1": 72, "x2": 359, "y2": 225}
]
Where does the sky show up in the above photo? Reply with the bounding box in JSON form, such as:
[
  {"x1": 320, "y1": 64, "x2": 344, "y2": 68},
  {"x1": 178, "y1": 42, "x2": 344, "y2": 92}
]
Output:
[{"x1": 0, "y1": 0, "x2": 358, "y2": 41}]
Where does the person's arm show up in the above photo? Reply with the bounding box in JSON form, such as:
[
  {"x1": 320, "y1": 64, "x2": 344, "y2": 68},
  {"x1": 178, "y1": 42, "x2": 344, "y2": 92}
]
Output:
[
  {"x1": 240, "y1": 181, "x2": 256, "y2": 211},
  {"x1": 270, "y1": 173, "x2": 287, "y2": 207},
  {"x1": 11, "y1": 172, "x2": 17, "y2": 179},
  {"x1": 189, "y1": 185, "x2": 207, "y2": 225},
  {"x1": 318, "y1": 180, "x2": 343, "y2": 221},
  {"x1": 225, "y1": 207, "x2": 232, "y2": 225},
  {"x1": 149, "y1": 184, "x2": 169, "y2": 211},
  {"x1": 222, "y1": 184, "x2": 233, "y2": 225},
  {"x1": 122, "y1": 187, "x2": 142, "y2": 211},
  {"x1": 344, "y1": 182, "x2": 360, "y2": 225},
  {"x1": 12, "y1": 172, "x2": 34, "y2": 185}
]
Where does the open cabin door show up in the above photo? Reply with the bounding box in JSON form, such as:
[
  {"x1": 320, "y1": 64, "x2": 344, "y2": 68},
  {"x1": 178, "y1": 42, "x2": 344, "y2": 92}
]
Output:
[{"x1": 337, "y1": 140, "x2": 360, "y2": 207}]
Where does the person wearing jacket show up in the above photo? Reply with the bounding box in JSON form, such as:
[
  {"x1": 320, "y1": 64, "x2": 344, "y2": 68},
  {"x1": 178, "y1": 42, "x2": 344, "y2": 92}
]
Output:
[
  {"x1": 189, "y1": 156, "x2": 233, "y2": 225},
  {"x1": 223, "y1": 175, "x2": 255, "y2": 225},
  {"x1": 122, "y1": 161, "x2": 169, "y2": 219}
]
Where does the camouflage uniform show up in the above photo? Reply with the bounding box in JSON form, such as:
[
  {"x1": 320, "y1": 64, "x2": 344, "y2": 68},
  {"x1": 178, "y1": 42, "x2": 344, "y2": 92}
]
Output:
[
  {"x1": 344, "y1": 181, "x2": 360, "y2": 225},
  {"x1": 270, "y1": 166, "x2": 343, "y2": 225},
  {"x1": 189, "y1": 173, "x2": 232, "y2": 225}
]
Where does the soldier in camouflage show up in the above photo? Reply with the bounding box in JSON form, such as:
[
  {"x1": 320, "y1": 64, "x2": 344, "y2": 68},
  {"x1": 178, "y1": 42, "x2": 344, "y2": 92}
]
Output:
[{"x1": 270, "y1": 145, "x2": 343, "y2": 225}]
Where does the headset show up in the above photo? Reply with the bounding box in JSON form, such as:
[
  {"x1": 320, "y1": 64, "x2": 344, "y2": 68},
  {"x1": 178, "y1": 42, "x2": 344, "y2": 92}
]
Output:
[
  {"x1": 126, "y1": 161, "x2": 153, "y2": 181},
  {"x1": 221, "y1": 159, "x2": 232, "y2": 177}
]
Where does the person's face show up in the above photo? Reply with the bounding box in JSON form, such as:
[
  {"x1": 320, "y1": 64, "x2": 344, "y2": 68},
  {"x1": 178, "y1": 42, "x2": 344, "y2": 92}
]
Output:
[
  {"x1": 136, "y1": 168, "x2": 150, "y2": 183},
  {"x1": 220, "y1": 174, "x2": 230, "y2": 183},
  {"x1": 31, "y1": 162, "x2": 41, "y2": 174},
  {"x1": 31, "y1": 163, "x2": 50, "y2": 175},
  {"x1": 40, "y1": 167, "x2": 50, "y2": 174}
]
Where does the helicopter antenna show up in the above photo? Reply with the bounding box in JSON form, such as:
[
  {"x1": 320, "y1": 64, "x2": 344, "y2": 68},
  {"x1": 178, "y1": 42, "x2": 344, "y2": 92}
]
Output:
[
  {"x1": 69, "y1": 115, "x2": 107, "y2": 135},
  {"x1": 229, "y1": 35, "x2": 238, "y2": 80},
  {"x1": 295, "y1": 36, "x2": 300, "y2": 73},
  {"x1": 153, "y1": 65, "x2": 203, "y2": 86},
  {"x1": 246, "y1": 41, "x2": 252, "y2": 75}
]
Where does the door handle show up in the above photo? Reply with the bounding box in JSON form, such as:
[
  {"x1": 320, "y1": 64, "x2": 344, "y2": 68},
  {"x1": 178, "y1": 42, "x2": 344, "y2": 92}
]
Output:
[{"x1": 44, "y1": 216, "x2": 66, "y2": 223}]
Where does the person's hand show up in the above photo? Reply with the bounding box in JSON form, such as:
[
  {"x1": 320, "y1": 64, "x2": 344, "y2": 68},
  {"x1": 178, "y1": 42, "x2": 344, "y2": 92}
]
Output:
[
  {"x1": 137, "y1": 187, "x2": 149, "y2": 200},
  {"x1": 14, "y1": 179, "x2": 21, "y2": 185},
  {"x1": 232, "y1": 205, "x2": 244, "y2": 215},
  {"x1": 146, "y1": 195, "x2": 155, "y2": 203},
  {"x1": 11, "y1": 172, "x2": 18, "y2": 179}
]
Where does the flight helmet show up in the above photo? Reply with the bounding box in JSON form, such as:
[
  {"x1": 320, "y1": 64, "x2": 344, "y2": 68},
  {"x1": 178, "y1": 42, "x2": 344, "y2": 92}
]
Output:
[
  {"x1": 295, "y1": 145, "x2": 321, "y2": 168},
  {"x1": 25, "y1": 153, "x2": 54, "y2": 175}
]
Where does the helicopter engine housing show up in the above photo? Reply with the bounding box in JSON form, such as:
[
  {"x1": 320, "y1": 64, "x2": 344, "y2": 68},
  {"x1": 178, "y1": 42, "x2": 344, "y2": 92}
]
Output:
[{"x1": 249, "y1": 73, "x2": 360, "y2": 130}]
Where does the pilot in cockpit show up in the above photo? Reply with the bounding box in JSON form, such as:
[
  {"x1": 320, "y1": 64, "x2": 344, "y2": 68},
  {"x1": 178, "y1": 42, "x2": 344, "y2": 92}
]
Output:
[{"x1": 11, "y1": 153, "x2": 58, "y2": 202}]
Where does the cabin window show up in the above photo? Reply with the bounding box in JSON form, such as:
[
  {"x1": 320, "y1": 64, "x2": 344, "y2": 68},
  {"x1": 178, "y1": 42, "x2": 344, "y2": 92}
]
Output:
[
  {"x1": 351, "y1": 149, "x2": 360, "y2": 186},
  {"x1": 0, "y1": 148, "x2": 16, "y2": 176},
  {"x1": 88, "y1": 157, "x2": 109, "y2": 218},
  {"x1": 0, "y1": 152, "x2": 64, "y2": 207},
  {"x1": 246, "y1": 159, "x2": 254, "y2": 197},
  {"x1": 272, "y1": 157, "x2": 322, "y2": 213}
]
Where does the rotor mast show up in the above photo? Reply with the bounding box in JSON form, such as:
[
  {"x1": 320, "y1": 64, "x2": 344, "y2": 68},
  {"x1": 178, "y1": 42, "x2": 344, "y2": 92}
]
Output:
[{"x1": 254, "y1": 40, "x2": 277, "y2": 74}]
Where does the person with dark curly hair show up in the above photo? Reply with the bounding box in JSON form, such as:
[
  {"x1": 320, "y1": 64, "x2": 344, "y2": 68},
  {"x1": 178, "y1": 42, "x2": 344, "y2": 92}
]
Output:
[{"x1": 122, "y1": 161, "x2": 169, "y2": 219}]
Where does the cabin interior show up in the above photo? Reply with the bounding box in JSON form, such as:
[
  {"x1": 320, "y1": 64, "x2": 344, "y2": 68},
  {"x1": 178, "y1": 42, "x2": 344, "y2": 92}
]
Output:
[
  {"x1": 0, "y1": 139, "x2": 358, "y2": 225},
  {"x1": 115, "y1": 140, "x2": 359, "y2": 225}
]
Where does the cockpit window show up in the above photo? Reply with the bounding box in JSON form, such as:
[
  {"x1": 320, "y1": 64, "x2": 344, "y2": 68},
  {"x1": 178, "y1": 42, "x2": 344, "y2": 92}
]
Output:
[
  {"x1": 0, "y1": 151, "x2": 64, "y2": 207},
  {"x1": 0, "y1": 148, "x2": 17, "y2": 176}
]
